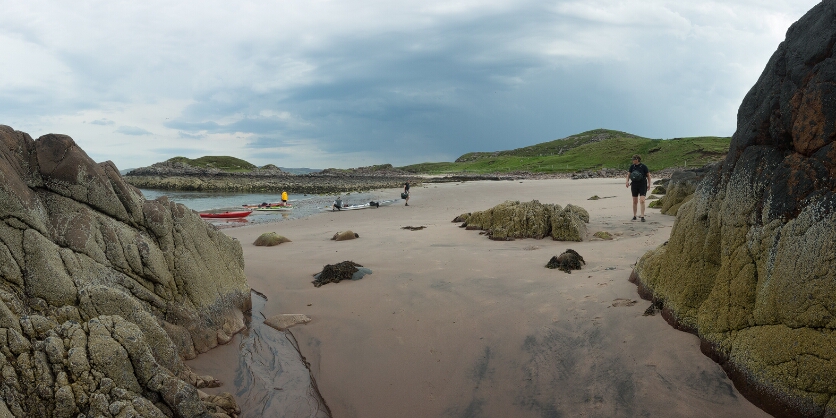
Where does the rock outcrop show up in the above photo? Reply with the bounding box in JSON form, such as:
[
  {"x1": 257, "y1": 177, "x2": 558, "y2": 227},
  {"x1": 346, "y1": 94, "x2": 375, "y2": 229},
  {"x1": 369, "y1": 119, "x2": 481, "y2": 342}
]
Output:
[
  {"x1": 0, "y1": 126, "x2": 250, "y2": 417},
  {"x1": 631, "y1": 3, "x2": 836, "y2": 416},
  {"x1": 650, "y1": 164, "x2": 716, "y2": 216},
  {"x1": 125, "y1": 162, "x2": 419, "y2": 194},
  {"x1": 456, "y1": 200, "x2": 589, "y2": 241}
]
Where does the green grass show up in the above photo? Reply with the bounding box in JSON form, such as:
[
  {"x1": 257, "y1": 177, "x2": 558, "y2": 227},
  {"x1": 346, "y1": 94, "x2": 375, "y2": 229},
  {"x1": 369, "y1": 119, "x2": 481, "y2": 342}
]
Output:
[
  {"x1": 399, "y1": 129, "x2": 729, "y2": 174},
  {"x1": 167, "y1": 156, "x2": 256, "y2": 172}
]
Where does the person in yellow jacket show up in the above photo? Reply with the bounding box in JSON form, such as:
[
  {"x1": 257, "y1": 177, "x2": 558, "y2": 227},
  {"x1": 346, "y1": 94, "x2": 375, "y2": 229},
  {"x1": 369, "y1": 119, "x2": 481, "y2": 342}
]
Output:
[{"x1": 281, "y1": 191, "x2": 288, "y2": 205}]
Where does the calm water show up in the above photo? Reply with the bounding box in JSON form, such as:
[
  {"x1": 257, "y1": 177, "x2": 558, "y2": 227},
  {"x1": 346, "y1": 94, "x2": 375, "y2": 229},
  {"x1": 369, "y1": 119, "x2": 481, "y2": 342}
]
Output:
[{"x1": 138, "y1": 189, "x2": 390, "y2": 227}]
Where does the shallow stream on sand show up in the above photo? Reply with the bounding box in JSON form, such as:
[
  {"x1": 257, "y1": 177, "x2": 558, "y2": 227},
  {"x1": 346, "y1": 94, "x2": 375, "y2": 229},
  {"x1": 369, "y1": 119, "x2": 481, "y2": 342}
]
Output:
[{"x1": 186, "y1": 291, "x2": 331, "y2": 417}]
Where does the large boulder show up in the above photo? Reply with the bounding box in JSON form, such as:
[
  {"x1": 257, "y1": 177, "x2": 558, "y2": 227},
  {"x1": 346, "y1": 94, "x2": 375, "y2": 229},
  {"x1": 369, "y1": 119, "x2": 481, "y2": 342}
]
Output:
[
  {"x1": 631, "y1": 3, "x2": 836, "y2": 416},
  {"x1": 0, "y1": 126, "x2": 249, "y2": 416},
  {"x1": 458, "y1": 200, "x2": 588, "y2": 241},
  {"x1": 653, "y1": 164, "x2": 716, "y2": 216}
]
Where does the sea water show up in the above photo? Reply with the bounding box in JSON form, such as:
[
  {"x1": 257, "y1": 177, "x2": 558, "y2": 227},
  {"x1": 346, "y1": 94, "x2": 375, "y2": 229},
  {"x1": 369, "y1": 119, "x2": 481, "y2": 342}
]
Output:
[{"x1": 138, "y1": 189, "x2": 392, "y2": 227}]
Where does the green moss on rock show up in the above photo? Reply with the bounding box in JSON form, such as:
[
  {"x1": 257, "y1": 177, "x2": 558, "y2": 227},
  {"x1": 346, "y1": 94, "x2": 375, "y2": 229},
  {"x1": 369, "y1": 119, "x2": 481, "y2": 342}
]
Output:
[
  {"x1": 254, "y1": 232, "x2": 291, "y2": 246},
  {"x1": 461, "y1": 200, "x2": 588, "y2": 241}
]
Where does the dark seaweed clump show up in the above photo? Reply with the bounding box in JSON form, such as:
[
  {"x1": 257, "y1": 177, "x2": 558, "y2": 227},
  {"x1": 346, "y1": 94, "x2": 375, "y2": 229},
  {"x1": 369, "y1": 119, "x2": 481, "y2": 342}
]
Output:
[
  {"x1": 546, "y1": 249, "x2": 585, "y2": 273},
  {"x1": 313, "y1": 261, "x2": 371, "y2": 287}
]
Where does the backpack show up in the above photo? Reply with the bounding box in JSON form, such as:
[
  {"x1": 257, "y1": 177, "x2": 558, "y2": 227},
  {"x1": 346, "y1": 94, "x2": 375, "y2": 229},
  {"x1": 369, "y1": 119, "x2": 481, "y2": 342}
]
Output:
[{"x1": 630, "y1": 167, "x2": 645, "y2": 182}]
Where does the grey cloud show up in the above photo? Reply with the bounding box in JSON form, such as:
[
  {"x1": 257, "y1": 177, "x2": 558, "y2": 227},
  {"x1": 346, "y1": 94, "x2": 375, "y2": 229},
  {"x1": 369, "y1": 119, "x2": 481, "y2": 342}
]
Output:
[
  {"x1": 116, "y1": 126, "x2": 153, "y2": 136},
  {"x1": 90, "y1": 119, "x2": 114, "y2": 125},
  {"x1": 150, "y1": 148, "x2": 198, "y2": 159},
  {"x1": 178, "y1": 131, "x2": 206, "y2": 139},
  {"x1": 0, "y1": 1, "x2": 821, "y2": 170}
]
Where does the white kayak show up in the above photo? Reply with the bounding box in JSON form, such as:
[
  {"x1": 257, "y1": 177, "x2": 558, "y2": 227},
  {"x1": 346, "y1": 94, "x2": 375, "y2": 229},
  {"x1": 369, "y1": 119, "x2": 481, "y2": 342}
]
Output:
[
  {"x1": 326, "y1": 199, "x2": 399, "y2": 211},
  {"x1": 254, "y1": 205, "x2": 293, "y2": 212}
]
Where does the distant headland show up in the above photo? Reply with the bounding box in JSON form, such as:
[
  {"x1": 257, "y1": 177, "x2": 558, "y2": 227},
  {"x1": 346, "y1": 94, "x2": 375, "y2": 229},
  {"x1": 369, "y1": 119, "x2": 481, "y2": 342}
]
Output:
[{"x1": 123, "y1": 129, "x2": 730, "y2": 193}]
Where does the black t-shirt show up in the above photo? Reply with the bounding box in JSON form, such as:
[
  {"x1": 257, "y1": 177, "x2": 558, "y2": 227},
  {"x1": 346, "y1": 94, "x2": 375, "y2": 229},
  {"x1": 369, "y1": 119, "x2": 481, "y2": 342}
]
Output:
[
  {"x1": 629, "y1": 163, "x2": 648, "y2": 182},
  {"x1": 404, "y1": 183, "x2": 410, "y2": 192}
]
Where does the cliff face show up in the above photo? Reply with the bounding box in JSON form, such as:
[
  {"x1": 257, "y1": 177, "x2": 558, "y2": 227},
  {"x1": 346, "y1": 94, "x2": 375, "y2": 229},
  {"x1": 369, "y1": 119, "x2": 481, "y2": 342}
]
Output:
[
  {"x1": 632, "y1": 2, "x2": 836, "y2": 416},
  {"x1": 0, "y1": 126, "x2": 250, "y2": 417}
]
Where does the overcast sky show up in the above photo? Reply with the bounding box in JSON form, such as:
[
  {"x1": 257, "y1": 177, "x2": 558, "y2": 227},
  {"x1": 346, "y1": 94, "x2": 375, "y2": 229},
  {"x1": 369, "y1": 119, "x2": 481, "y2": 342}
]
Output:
[{"x1": 0, "y1": 1, "x2": 822, "y2": 170}]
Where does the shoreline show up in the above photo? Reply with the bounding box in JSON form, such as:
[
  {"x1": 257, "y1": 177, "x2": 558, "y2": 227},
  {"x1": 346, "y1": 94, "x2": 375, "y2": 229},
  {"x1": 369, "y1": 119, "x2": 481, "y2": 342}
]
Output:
[{"x1": 187, "y1": 178, "x2": 768, "y2": 417}]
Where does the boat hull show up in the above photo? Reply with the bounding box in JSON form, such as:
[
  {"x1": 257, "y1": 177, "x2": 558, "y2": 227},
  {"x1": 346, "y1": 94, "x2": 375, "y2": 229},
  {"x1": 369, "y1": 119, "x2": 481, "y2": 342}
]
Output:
[{"x1": 199, "y1": 211, "x2": 252, "y2": 219}]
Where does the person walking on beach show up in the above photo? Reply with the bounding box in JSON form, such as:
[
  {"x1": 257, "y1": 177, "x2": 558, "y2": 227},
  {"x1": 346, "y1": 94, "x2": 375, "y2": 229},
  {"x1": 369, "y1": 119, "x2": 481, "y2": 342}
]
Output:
[
  {"x1": 403, "y1": 181, "x2": 410, "y2": 206},
  {"x1": 332, "y1": 196, "x2": 343, "y2": 211},
  {"x1": 626, "y1": 154, "x2": 650, "y2": 222}
]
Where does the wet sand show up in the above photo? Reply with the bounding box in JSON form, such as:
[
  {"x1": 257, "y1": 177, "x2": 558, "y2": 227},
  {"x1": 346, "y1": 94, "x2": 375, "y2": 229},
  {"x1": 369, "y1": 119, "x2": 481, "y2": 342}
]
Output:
[{"x1": 188, "y1": 178, "x2": 769, "y2": 418}]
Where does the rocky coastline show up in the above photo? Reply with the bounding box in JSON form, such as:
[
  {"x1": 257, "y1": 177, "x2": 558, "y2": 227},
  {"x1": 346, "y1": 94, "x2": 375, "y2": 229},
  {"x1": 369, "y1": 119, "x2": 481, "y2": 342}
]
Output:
[
  {"x1": 125, "y1": 161, "x2": 422, "y2": 194},
  {"x1": 0, "y1": 125, "x2": 324, "y2": 417},
  {"x1": 124, "y1": 160, "x2": 649, "y2": 194},
  {"x1": 631, "y1": 2, "x2": 836, "y2": 417}
]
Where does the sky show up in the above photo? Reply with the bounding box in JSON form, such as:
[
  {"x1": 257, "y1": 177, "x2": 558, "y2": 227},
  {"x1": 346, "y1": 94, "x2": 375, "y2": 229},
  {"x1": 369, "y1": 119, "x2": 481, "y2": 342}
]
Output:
[{"x1": 0, "y1": 1, "x2": 823, "y2": 170}]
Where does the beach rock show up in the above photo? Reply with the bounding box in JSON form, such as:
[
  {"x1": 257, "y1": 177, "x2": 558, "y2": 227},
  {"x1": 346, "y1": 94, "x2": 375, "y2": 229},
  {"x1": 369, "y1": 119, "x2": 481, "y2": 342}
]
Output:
[
  {"x1": 452, "y1": 213, "x2": 471, "y2": 223},
  {"x1": 545, "y1": 249, "x2": 585, "y2": 273},
  {"x1": 332, "y1": 230, "x2": 359, "y2": 241},
  {"x1": 592, "y1": 231, "x2": 613, "y2": 240},
  {"x1": 0, "y1": 126, "x2": 249, "y2": 417},
  {"x1": 631, "y1": 3, "x2": 836, "y2": 416},
  {"x1": 550, "y1": 205, "x2": 588, "y2": 242},
  {"x1": 654, "y1": 164, "x2": 716, "y2": 216},
  {"x1": 459, "y1": 200, "x2": 588, "y2": 241},
  {"x1": 263, "y1": 314, "x2": 312, "y2": 331},
  {"x1": 254, "y1": 232, "x2": 291, "y2": 246},
  {"x1": 571, "y1": 168, "x2": 624, "y2": 180}
]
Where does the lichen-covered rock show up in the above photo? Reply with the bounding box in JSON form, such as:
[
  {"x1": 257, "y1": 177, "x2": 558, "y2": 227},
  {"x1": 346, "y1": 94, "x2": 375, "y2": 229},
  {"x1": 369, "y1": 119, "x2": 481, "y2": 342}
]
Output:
[
  {"x1": 550, "y1": 206, "x2": 588, "y2": 242},
  {"x1": 331, "y1": 230, "x2": 359, "y2": 241},
  {"x1": 0, "y1": 126, "x2": 249, "y2": 416},
  {"x1": 592, "y1": 231, "x2": 613, "y2": 240},
  {"x1": 459, "y1": 200, "x2": 588, "y2": 241},
  {"x1": 253, "y1": 232, "x2": 291, "y2": 246},
  {"x1": 631, "y1": 3, "x2": 836, "y2": 416},
  {"x1": 655, "y1": 164, "x2": 716, "y2": 216}
]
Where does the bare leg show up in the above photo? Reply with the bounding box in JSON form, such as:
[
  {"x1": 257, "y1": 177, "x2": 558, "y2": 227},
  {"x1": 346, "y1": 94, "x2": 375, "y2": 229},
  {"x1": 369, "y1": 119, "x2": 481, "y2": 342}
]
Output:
[
  {"x1": 639, "y1": 196, "x2": 646, "y2": 217},
  {"x1": 632, "y1": 196, "x2": 638, "y2": 217}
]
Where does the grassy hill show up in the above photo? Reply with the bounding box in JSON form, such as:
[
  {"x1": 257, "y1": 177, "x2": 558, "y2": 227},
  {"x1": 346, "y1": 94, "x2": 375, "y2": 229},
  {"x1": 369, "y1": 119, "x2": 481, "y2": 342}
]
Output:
[
  {"x1": 166, "y1": 156, "x2": 257, "y2": 172},
  {"x1": 399, "y1": 129, "x2": 729, "y2": 174}
]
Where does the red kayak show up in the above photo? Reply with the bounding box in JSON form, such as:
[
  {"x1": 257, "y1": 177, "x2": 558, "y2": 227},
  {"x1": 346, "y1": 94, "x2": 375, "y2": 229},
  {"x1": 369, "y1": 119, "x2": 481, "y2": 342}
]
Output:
[{"x1": 199, "y1": 211, "x2": 252, "y2": 219}]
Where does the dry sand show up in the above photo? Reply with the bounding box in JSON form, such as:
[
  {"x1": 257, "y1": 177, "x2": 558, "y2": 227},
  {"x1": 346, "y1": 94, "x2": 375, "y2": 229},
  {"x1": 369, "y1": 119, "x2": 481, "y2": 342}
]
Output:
[{"x1": 188, "y1": 178, "x2": 769, "y2": 418}]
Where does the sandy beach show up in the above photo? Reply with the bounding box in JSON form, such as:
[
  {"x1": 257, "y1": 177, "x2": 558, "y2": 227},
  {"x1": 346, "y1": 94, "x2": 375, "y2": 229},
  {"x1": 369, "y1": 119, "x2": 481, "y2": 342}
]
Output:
[{"x1": 187, "y1": 178, "x2": 769, "y2": 418}]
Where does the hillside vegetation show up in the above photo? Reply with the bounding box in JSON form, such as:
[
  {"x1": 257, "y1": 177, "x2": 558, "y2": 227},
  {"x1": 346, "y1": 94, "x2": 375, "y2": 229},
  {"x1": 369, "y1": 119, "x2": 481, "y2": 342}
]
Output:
[
  {"x1": 166, "y1": 156, "x2": 257, "y2": 172},
  {"x1": 399, "y1": 129, "x2": 730, "y2": 174}
]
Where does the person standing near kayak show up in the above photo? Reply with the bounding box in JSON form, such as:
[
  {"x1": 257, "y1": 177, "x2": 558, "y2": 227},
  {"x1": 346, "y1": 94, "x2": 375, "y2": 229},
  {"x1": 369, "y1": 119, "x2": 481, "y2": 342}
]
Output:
[
  {"x1": 281, "y1": 191, "x2": 288, "y2": 205},
  {"x1": 403, "y1": 181, "x2": 410, "y2": 206},
  {"x1": 626, "y1": 154, "x2": 650, "y2": 222}
]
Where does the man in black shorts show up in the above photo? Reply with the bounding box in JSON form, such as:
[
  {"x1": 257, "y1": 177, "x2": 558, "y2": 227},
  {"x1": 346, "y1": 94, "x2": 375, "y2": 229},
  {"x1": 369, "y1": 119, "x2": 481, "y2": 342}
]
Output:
[{"x1": 626, "y1": 154, "x2": 650, "y2": 222}]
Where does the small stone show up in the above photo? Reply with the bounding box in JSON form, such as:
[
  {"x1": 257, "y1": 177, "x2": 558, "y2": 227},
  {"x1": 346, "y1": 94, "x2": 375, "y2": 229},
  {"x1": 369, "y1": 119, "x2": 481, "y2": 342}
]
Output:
[{"x1": 263, "y1": 314, "x2": 312, "y2": 331}]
